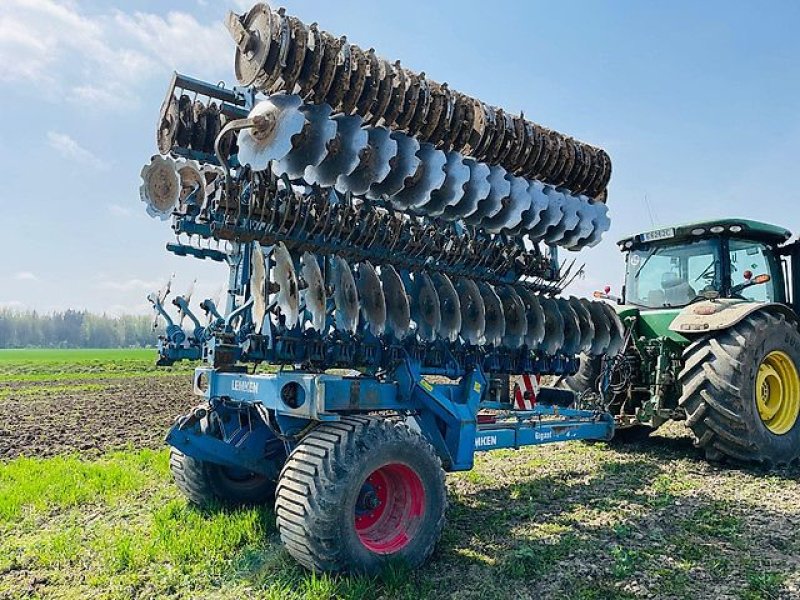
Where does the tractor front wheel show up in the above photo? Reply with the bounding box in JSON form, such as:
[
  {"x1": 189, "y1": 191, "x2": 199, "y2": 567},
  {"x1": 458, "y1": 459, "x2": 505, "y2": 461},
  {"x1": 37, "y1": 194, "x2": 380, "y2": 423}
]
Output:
[
  {"x1": 275, "y1": 416, "x2": 446, "y2": 574},
  {"x1": 678, "y1": 309, "x2": 800, "y2": 466}
]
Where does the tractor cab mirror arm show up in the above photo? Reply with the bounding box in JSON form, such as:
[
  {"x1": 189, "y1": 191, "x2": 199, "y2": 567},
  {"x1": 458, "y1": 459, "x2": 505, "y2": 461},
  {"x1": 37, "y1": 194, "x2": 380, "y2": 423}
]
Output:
[{"x1": 731, "y1": 274, "x2": 771, "y2": 295}]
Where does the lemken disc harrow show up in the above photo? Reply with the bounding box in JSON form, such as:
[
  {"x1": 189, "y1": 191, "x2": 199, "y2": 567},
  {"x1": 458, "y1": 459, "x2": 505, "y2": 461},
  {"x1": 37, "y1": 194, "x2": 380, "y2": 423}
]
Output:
[{"x1": 141, "y1": 5, "x2": 626, "y2": 577}]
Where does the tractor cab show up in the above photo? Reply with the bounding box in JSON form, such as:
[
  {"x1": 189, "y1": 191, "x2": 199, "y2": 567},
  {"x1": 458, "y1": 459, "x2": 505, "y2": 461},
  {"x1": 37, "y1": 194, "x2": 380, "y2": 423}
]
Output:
[{"x1": 616, "y1": 219, "x2": 791, "y2": 310}]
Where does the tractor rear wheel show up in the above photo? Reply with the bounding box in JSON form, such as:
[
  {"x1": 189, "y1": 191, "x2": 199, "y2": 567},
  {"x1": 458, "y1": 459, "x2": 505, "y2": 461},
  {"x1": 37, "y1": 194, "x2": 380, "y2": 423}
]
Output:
[
  {"x1": 170, "y1": 449, "x2": 278, "y2": 507},
  {"x1": 275, "y1": 416, "x2": 447, "y2": 574},
  {"x1": 678, "y1": 309, "x2": 800, "y2": 466}
]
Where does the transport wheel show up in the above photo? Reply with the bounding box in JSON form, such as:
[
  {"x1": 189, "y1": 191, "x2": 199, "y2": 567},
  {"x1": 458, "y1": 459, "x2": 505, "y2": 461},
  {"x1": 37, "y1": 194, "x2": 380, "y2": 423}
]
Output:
[
  {"x1": 678, "y1": 309, "x2": 800, "y2": 465},
  {"x1": 275, "y1": 416, "x2": 446, "y2": 574},
  {"x1": 170, "y1": 448, "x2": 279, "y2": 507}
]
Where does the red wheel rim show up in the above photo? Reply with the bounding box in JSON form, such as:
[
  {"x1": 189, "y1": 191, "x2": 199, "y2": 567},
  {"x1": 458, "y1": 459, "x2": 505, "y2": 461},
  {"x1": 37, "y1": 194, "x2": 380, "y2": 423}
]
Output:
[{"x1": 354, "y1": 463, "x2": 426, "y2": 554}]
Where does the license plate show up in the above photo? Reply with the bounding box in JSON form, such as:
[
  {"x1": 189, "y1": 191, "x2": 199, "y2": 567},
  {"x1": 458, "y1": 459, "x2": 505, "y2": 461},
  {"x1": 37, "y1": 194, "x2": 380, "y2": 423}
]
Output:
[{"x1": 639, "y1": 227, "x2": 675, "y2": 243}]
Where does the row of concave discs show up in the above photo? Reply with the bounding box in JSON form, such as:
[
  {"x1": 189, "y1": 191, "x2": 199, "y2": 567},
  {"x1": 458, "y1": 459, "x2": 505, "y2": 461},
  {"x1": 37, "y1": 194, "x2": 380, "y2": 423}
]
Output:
[
  {"x1": 229, "y1": 3, "x2": 612, "y2": 199},
  {"x1": 158, "y1": 94, "x2": 241, "y2": 158},
  {"x1": 237, "y1": 94, "x2": 610, "y2": 250},
  {"x1": 262, "y1": 243, "x2": 624, "y2": 356}
]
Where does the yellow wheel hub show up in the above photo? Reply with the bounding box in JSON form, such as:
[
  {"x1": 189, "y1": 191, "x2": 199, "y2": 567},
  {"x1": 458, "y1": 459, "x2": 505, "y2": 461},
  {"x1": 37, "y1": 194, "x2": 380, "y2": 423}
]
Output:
[{"x1": 756, "y1": 351, "x2": 800, "y2": 435}]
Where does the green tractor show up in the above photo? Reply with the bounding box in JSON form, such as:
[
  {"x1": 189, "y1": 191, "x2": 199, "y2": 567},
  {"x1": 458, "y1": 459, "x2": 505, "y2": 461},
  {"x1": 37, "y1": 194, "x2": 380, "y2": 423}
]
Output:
[{"x1": 564, "y1": 218, "x2": 800, "y2": 465}]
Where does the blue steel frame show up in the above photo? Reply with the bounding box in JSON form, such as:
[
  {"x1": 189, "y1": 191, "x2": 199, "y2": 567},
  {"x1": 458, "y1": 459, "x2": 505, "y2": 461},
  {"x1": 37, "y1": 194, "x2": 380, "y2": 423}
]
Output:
[{"x1": 167, "y1": 359, "x2": 614, "y2": 473}]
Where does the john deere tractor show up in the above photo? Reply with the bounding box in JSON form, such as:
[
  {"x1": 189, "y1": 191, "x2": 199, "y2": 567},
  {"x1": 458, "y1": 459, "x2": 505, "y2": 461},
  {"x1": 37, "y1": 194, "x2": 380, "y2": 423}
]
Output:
[{"x1": 564, "y1": 218, "x2": 800, "y2": 465}]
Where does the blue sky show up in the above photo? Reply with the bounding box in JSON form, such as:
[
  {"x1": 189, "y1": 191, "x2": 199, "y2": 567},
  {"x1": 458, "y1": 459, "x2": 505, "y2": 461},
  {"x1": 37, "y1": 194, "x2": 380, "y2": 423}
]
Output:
[{"x1": 2, "y1": 0, "x2": 798, "y2": 315}]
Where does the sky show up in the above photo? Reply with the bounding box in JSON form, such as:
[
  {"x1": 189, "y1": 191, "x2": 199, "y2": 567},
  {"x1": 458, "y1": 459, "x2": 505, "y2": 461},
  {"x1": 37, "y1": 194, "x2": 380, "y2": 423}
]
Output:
[{"x1": 1, "y1": 0, "x2": 799, "y2": 316}]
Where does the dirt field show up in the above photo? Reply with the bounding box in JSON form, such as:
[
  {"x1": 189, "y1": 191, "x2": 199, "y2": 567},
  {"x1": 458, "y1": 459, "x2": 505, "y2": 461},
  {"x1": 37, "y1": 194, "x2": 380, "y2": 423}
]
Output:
[{"x1": 1, "y1": 350, "x2": 799, "y2": 599}]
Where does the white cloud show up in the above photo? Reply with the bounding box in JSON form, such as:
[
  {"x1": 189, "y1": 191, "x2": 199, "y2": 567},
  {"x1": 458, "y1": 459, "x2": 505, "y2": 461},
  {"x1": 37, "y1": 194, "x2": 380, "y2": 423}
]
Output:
[
  {"x1": 46, "y1": 131, "x2": 109, "y2": 170},
  {"x1": 108, "y1": 204, "x2": 133, "y2": 218},
  {"x1": 0, "y1": 0, "x2": 230, "y2": 111},
  {"x1": 96, "y1": 278, "x2": 162, "y2": 293},
  {"x1": 14, "y1": 271, "x2": 38, "y2": 281}
]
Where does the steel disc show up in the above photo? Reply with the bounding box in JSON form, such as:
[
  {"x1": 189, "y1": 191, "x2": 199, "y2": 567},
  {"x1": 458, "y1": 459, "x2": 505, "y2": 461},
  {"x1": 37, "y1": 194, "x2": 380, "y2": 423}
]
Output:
[
  {"x1": 556, "y1": 297, "x2": 582, "y2": 356},
  {"x1": 477, "y1": 282, "x2": 505, "y2": 346},
  {"x1": 175, "y1": 158, "x2": 205, "y2": 210},
  {"x1": 568, "y1": 296, "x2": 595, "y2": 354},
  {"x1": 304, "y1": 114, "x2": 368, "y2": 186},
  {"x1": 441, "y1": 158, "x2": 490, "y2": 221},
  {"x1": 237, "y1": 94, "x2": 305, "y2": 171},
  {"x1": 586, "y1": 300, "x2": 611, "y2": 356},
  {"x1": 381, "y1": 264, "x2": 411, "y2": 338},
  {"x1": 497, "y1": 285, "x2": 528, "y2": 348},
  {"x1": 431, "y1": 272, "x2": 461, "y2": 342},
  {"x1": 464, "y1": 165, "x2": 508, "y2": 225},
  {"x1": 602, "y1": 302, "x2": 626, "y2": 356},
  {"x1": 356, "y1": 261, "x2": 387, "y2": 336},
  {"x1": 416, "y1": 151, "x2": 470, "y2": 217},
  {"x1": 527, "y1": 185, "x2": 566, "y2": 240},
  {"x1": 482, "y1": 174, "x2": 531, "y2": 233},
  {"x1": 333, "y1": 256, "x2": 359, "y2": 333},
  {"x1": 515, "y1": 286, "x2": 545, "y2": 349},
  {"x1": 545, "y1": 193, "x2": 582, "y2": 245},
  {"x1": 272, "y1": 103, "x2": 336, "y2": 180},
  {"x1": 455, "y1": 278, "x2": 485, "y2": 345},
  {"x1": 273, "y1": 242, "x2": 300, "y2": 327},
  {"x1": 390, "y1": 143, "x2": 447, "y2": 210},
  {"x1": 301, "y1": 252, "x2": 326, "y2": 332},
  {"x1": 140, "y1": 155, "x2": 180, "y2": 220},
  {"x1": 539, "y1": 296, "x2": 565, "y2": 355},
  {"x1": 561, "y1": 196, "x2": 597, "y2": 249},
  {"x1": 366, "y1": 131, "x2": 421, "y2": 200},
  {"x1": 250, "y1": 242, "x2": 268, "y2": 333},
  {"x1": 411, "y1": 272, "x2": 441, "y2": 342},
  {"x1": 336, "y1": 126, "x2": 396, "y2": 196}
]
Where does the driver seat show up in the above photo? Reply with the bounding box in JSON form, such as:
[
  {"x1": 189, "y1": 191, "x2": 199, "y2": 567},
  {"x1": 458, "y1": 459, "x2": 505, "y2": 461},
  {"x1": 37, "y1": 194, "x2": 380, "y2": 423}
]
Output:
[{"x1": 661, "y1": 272, "x2": 696, "y2": 306}]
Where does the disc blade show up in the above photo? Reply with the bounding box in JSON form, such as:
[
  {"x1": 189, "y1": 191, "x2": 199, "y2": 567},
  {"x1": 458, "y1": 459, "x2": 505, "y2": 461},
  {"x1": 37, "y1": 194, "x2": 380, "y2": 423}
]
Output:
[
  {"x1": 455, "y1": 277, "x2": 485, "y2": 345},
  {"x1": 140, "y1": 155, "x2": 180, "y2": 220},
  {"x1": 569, "y1": 296, "x2": 595, "y2": 354},
  {"x1": 539, "y1": 296, "x2": 565, "y2": 355},
  {"x1": 556, "y1": 297, "x2": 582, "y2": 356},
  {"x1": 416, "y1": 151, "x2": 470, "y2": 216},
  {"x1": 333, "y1": 256, "x2": 359, "y2": 333},
  {"x1": 356, "y1": 261, "x2": 386, "y2": 336},
  {"x1": 482, "y1": 174, "x2": 532, "y2": 233},
  {"x1": 381, "y1": 264, "x2": 411, "y2": 338},
  {"x1": 390, "y1": 143, "x2": 447, "y2": 210},
  {"x1": 545, "y1": 194, "x2": 581, "y2": 245},
  {"x1": 304, "y1": 114, "x2": 368, "y2": 186},
  {"x1": 586, "y1": 299, "x2": 612, "y2": 356},
  {"x1": 464, "y1": 165, "x2": 508, "y2": 224},
  {"x1": 272, "y1": 103, "x2": 336, "y2": 180},
  {"x1": 411, "y1": 271, "x2": 441, "y2": 342},
  {"x1": 526, "y1": 185, "x2": 565, "y2": 240},
  {"x1": 366, "y1": 131, "x2": 421, "y2": 200},
  {"x1": 477, "y1": 282, "x2": 505, "y2": 346},
  {"x1": 561, "y1": 196, "x2": 597, "y2": 249},
  {"x1": 273, "y1": 242, "x2": 300, "y2": 327},
  {"x1": 576, "y1": 202, "x2": 611, "y2": 249},
  {"x1": 336, "y1": 126, "x2": 396, "y2": 196},
  {"x1": 301, "y1": 251, "x2": 327, "y2": 331},
  {"x1": 497, "y1": 285, "x2": 528, "y2": 348},
  {"x1": 237, "y1": 94, "x2": 305, "y2": 171},
  {"x1": 250, "y1": 243, "x2": 267, "y2": 333},
  {"x1": 441, "y1": 158, "x2": 490, "y2": 221},
  {"x1": 602, "y1": 302, "x2": 626, "y2": 356},
  {"x1": 176, "y1": 158, "x2": 205, "y2": 210},
  {"x1": 514, "y1": 286, "x2": 545, "y2": 349},
  {"x1": 431, "y1": 272, "x2": 461, "y2": 342}
]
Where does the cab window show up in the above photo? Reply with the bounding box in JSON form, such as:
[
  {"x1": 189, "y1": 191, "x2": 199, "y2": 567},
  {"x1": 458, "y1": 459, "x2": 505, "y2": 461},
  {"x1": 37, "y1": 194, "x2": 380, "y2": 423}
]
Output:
[{"x1": 728, "y1": 240, "x2": 776, "y2": 302}]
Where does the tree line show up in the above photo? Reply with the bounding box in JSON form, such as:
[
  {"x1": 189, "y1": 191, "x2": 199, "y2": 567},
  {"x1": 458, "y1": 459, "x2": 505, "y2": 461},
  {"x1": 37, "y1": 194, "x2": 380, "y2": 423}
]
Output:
[{"x1": 0, "y1": 309, "x2": 163, "y2": 348}]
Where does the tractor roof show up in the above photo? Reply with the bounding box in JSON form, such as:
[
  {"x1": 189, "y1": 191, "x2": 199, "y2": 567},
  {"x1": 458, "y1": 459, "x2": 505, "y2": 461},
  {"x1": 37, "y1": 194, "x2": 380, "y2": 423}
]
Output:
[{"x1": 617, "y1": 218, "x2": 792, "y2": 250}]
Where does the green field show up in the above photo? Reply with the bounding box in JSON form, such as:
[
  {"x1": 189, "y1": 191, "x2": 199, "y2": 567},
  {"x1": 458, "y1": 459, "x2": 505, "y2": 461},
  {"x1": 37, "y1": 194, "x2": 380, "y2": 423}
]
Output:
[{"x1": 1, "y1": 350, "x2": 799, "y2": 599}]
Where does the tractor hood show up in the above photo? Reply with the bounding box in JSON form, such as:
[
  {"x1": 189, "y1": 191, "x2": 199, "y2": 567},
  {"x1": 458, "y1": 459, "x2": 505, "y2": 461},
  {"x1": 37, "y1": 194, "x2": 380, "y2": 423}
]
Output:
[{"x1": 669, "y1": 299, "x2": 785, "y2": 334}]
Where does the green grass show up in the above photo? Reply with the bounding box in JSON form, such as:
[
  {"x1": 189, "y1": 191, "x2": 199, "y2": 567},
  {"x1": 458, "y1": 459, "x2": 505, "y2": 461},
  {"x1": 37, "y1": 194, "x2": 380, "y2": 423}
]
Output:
[{"x1": 0, "y1": 348, "x2": 194, "y2": 382}]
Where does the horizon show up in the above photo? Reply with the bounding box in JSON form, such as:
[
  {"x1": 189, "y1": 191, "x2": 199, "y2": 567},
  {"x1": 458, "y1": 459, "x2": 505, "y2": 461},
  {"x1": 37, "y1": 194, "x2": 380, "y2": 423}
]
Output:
[{"x1": 3, "y1": 0, "x2": 799, "y2": 316}]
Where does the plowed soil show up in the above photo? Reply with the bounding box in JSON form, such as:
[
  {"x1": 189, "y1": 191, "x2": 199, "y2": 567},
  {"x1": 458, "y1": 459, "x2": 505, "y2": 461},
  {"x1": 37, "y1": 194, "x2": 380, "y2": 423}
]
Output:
[{"x1": 0, "y1": 376, "x2": 196, "y2": 459}]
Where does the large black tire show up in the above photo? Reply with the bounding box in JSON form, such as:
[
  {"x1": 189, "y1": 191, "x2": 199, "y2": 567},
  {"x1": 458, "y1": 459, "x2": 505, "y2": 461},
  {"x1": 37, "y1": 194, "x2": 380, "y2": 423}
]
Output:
[
  {"x1": 170, "y1": 448, "x2": 278, "y2": 507},
  {"x1": 275, "y1": 416, "x2": 447, "y2": 574},
  {"x1": 559, "y1": 353, "x2": 601, "y2": 397},
  {"x1": 678, "y1": 309, "x2": 800, "y2": 466}
]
